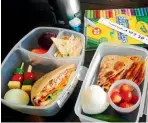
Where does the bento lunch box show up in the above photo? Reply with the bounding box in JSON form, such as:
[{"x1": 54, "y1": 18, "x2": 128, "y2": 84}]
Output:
[
  {"x1": 74, "y1": 42, "x2": 148, "y2": 122},
  {"x1": 1, "y1": 27, "x2": 88, "y2": 116}
]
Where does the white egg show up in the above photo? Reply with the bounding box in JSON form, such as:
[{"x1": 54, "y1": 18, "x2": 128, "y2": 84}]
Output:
[
  {"x1": 81, "y1": 85, "x2": 109, "y2": 114},
  {"x1": 4, "y1": 89, "x2": 30, "y2": 105}
]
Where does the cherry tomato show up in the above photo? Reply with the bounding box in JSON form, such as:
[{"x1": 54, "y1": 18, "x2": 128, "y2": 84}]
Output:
[
  {"x1": 131, "y1": 93, "x2": 139, "y2": 104},
  {"x1": 129, "y1": 103, "x2": 134, "y2": 107},
  {"x1": 120, "y1": 84, "x2": 131, "y2": 93},
  {"x1": 112, "y1": 88, "x2": 120, "y2": 93},
  {"x1": 110, "y1": 91, "x2": 122, "y2": 104},
  {"x1": 119, "y1": 102, "x2": 131, "y2": 108},
  {"x1": 24, "y1": 72, "x2": 35, "y2": 81},
  {"x1": 121, "y1": 91, "x2": 132, "y2": 102},
  {"x1": 11, "y1": 74, "x2": 23, "y2": 83},
  {"x1": 31, "y1": 48, "x2": 47, "y2": 54}
]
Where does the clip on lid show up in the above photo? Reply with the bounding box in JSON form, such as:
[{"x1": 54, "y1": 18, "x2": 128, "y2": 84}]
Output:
[{"x1": 77, "y1": 66, "x2": 88, "y2": 81}]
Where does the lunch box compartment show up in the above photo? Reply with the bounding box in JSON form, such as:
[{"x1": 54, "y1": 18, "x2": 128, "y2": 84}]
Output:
[
  {"x1": 1, "y1": 49, "x2": 80, "y2": 116},
  {"x1": 1, "y1": 49, "x2": 23, "y2": 96},
  {"x1": 1, "y1": 49, "x2": 55, "y2": 97},
  {"x1": 1, "y1": 27, "x2": 86, "y2": 116},
  {"x1": 48, "y1": 30, "x2": 85, "y2": 58},
  {"x1": 20, "y1": 27, "x2": 59, "y2": 54},
  {"x1": 75, "y1": 42, "x2": 148, "y2": 122}
]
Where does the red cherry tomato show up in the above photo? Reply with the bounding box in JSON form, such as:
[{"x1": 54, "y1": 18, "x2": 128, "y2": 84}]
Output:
[
  {"x1": 31, "y1": 48, "x2": 47, "y2": 54},
  {"x1": 24, "y1": 72, "x2": 35, "y2": 81},
  {"x1": 131, "y1": 93, "x2": 139, "y2": 104},
  {"x1": 112, "y1": 88, "x2": 120, "y2": 93},
  {"x1": 11, "y1": 74, "x2": 23, "y2": 83},
  {"x1": 119, "y1": 102, "x2": 131, "y2": 108},
  {"x1": 121, "y1": 91, "x2": 132, "y2": 102},
  {"x1": 129, "y1": 103, "x2": 134, "y2": 107},
  {"x1": 110, "y1": 91, "x2": 122, "y2": 104},
  {"x1": 120, "y1": 84, "x2": 131, "y2": 93}
]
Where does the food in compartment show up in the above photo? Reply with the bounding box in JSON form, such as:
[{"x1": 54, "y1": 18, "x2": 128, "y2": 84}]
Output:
[
  {"x1": 8, "y1": 62, "x2": 24, "y2": 89},
  {"x1": 21, "y1": 65, "x2": 35, "y2": 95},
  {"x1": 61, "y1": 36, "x2": 71, "y2": 40},
  {"x1": 31, "y1": 31, "x2": 57, "y2": 54},
  {"x1": 6, "y1": 63, "x2": 36, "y2": 97},
  {"x1": 120, "y1": 89, "x2": 132, "y2": 102},
  {"x1": 131, "y1": 93, "x2": 139, "y2": 104},
  {"x1": 22, "y1": 80, "x2": 33, "y2": 85},
  {"x1": 54, "y1": 51, "x2": 63, "y2": 58},
  {"x1": 110, "y1": 83, "x2": 139, "y2": 108},
  {"x1": 120, "y1": 84, "x2": 132, "y2": 93},
  {"x1": 51, "y1": 35, "x2": 83, "y2": 57},
  {"x1": 24, "y1": 65, "x2": 35, "y2": 81},
  {"x1": 119, "y1": 102, "x2": 133, "y2": 108},
  {"x1": 31, "y1": 64, "x2": 76, "y2": 106},
  {"x1": 33, "y1": 71, "x2": 46, "y2": 81},
  {"x1": 38, "y1": 31, "x2": 56, "y2": 50},
  {"x1": 97, "y1": 55, "x2": 146, "y2": 92},
  {"x1": 87, "y1": 114, "x2": 128, "y2": 122},
  {"x1": 11, "y1": 62, "x2": 24, "y2": 83},
  {"x1": 8, "y1": 81, "x2": 21, "y2": 89},
  {"x1": 21, "y1": 85, "x2": 32, "y2": 95},
  {"x1": 4, "y1": 89, "x2": 30, "y2": 105},
  {"x1": 80, "y1": 54, "x2": 145, "y2": 121},
  {"x1": 110, "y1": 88, "x2": 122, "y2": 104},
  {"x1": 31, "y1": 48, "x2": 48, "y2": 54},
  {"x1": 80, "y1": 85, "x2": 109, "y2": 114}
]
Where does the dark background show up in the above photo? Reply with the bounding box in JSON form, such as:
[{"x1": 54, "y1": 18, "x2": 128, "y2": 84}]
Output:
[
  {"x1": 2, "y1": 0, "x2": 148, "y2": 122},
  {"x1": 2, "y1": 0, "x2": 148, "y2": 61}
]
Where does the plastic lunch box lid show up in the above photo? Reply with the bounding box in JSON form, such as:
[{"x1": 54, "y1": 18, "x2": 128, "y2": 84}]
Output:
[{"x1": 74, "y1": 42, "x2": 148, "y2": 122}]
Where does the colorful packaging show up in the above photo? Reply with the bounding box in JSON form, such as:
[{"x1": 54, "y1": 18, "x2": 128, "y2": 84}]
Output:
[{"x1": 85, "y1": 8, "x2": 148, "y2": 50}]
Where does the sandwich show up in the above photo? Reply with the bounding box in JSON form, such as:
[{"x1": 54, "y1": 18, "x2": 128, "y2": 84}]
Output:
[{"x1": 31, "y1": 64, "x2": 76, "y2": 106}]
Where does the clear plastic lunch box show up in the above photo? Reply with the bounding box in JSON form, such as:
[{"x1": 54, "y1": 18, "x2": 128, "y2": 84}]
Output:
[
  {"x1": 1, "y1": 27, "x2": 148, "y2": 121},
  {"x1": 1, "y1": 27, "x2": 87, "y2": 116},
  {"x1": 74, "y1": 42, "x2": 148, "y2": 122}
]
